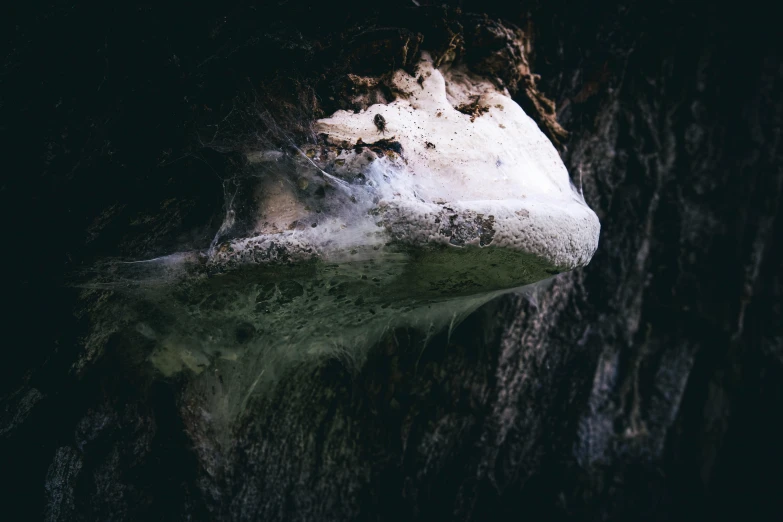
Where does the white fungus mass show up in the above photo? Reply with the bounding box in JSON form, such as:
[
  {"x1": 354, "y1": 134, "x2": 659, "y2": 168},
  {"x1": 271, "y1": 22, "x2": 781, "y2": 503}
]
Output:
[{"x1": 91, "y1": 53, "x2": 600, "y2": 415}]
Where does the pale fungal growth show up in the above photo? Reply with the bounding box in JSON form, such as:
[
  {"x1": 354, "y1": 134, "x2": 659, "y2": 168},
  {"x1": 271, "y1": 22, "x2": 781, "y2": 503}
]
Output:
[
  {"x1": 91, "y1": 52, "x2": 599, "y2": 422},
  {"x1": 312, "y1": 53, "x2": 599, "y2": 271},
  {"x1": 210, "y1": 53, "x2": 599, "y2": 281}
]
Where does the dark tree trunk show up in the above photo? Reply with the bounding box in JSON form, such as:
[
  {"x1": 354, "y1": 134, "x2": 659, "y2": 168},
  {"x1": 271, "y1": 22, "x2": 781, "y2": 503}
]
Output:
[{"x1": 2, "y1": 1, "x2": 781, "y2": 521}]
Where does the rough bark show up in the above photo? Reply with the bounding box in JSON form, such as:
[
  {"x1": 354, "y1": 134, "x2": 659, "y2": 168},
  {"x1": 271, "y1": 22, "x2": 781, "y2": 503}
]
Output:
[{"x1": 2, "y1": 1, "x2": 781, "y2": 521}]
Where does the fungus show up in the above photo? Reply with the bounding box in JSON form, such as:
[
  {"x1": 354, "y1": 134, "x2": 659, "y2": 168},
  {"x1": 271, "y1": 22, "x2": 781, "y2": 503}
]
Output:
[{"x1": 92, "y1": 53, "x2": 599, "y2": 417}]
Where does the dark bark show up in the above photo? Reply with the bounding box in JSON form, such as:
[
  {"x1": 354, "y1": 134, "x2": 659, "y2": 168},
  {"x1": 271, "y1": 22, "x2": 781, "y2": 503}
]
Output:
[{"x1": 2, "y1": 1, "x2": 781, "y2": 520}]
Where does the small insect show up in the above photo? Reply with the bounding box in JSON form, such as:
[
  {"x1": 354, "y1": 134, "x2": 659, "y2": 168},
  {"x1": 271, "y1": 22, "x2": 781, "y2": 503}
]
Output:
[{"x1": 374, "y1": 113, "x2": 387, "y2": 134}]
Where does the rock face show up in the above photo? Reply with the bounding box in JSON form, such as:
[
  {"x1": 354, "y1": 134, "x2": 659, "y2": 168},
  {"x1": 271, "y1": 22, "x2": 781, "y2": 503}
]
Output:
[{"x1": 2, "y1": 1, "x2": 782, "y2": 521}]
